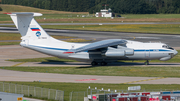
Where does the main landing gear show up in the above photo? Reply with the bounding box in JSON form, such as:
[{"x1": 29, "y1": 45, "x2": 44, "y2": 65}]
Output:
[
  {"x1": 144, "y1": 60, "x2": 149, "y2": 65},
  {"x1": 91, "y1": 61, "x2": 108, "y2": 66}
]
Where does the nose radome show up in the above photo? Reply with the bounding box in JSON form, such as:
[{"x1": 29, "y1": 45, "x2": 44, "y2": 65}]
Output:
[{"x1": 174, "y1": 50, "x2": 178, "y2": 56}]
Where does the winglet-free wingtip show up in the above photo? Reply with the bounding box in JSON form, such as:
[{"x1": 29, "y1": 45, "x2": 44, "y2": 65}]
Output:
[{"x1": 63, "y1": 52, "x2": 74, "y2": 54}]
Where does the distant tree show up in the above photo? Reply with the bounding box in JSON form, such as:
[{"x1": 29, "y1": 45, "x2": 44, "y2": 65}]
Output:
[{"x1": 1, "y1": 0, "x2": 180, "y2": 14}]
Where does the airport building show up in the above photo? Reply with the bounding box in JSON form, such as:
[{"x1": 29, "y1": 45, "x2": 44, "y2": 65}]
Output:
[{"x1": 95, "y1": 8, "x2": 114, "y2": 17}]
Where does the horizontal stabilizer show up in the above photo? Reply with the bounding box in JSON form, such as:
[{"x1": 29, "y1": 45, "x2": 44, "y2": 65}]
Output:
[{"x1": 6, "y1": 12, "x2": 42, "y2": 16}]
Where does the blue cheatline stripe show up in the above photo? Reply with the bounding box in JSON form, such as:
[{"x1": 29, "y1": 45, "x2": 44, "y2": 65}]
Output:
[
  {"x1": 134, "y1": 49, "x2": 171, "y2": 52},
  {"x1": 28, "y1": 45, "x2": 171, "y2": 52},
  {"x1": 29, "y1": 45, "x2": 68, "y2": 51}
]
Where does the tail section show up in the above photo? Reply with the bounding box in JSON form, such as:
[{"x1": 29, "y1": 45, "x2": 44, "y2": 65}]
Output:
[{"x1": 7, "y1": 12, "x2": 50, "y2": 39}]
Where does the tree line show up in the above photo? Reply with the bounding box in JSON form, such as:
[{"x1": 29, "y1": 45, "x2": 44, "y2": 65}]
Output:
[{"x1": 1, "y1": 0, "x2": 180, "y2": 14}]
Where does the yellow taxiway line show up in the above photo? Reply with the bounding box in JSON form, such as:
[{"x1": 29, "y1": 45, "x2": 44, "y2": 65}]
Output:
[
  {"x1": 12, "y1": 62, "x2": 27, "y2": 67},
  {"x1": 122, "y1": 77, "x2": 166, "y2": 84}
]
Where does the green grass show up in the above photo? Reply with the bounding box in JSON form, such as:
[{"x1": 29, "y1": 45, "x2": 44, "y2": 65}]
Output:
[
  {"x1": 1, "y1": 4, "x2": 180, "y2": 23},
  {"x1": 0, "y1": 33, "x2": 21, "y2": 40},
  {"x1": 8, "y1": 57, "x2": 77, "y2": 62},
  {"x1": 0, "y1": 42, "x2": 20, "y2": 45},
  {"x1": 0, "y1": 32, "x2": 91, "y2": 45},
  {"x1": 4, "y1": 82, "x2": 180, "y2": 101},
  {"x1": 0, "y1": 4, "x2": 88, "y2": 14},
  {"x1": 42, "y1": 24, "x2": 180, "y2": 34},
  {"x1": 121, "y1": 14, "x2": 180, "y2": 19},
  {"x1": 0, "y1": 32, "x2": 74, "y2": 40},
  {"x1": 1, "y1": 66, "x2": 180, "y2": 77},
  {"x1": 1, "y1": 24, "x2": 180, "y2": 36},
  {"x1": 0, "y1": 14, "x2": 11, "y2": 21}
]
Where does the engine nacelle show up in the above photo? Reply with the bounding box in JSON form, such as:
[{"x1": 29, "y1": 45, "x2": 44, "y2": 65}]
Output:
[
  {"x1": 105, "y1": 50, "x2": 125, "y2": 57},
  {"x1": 125, "y1": 49, "x2": 134, "y2": 56},
  {"x1": 103, "y1": 48, "x2": 134, "y2": 57}
]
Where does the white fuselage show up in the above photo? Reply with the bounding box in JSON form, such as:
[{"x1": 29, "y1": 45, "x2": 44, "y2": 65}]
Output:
[
  {"x1": 8, "y1": 12, "x2": 178, "y2": 64},
  {"x1": 20, "y1": 37, "x2": 178, "y2": 62}
]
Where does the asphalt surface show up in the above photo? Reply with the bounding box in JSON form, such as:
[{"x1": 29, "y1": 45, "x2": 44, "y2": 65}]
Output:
[
  {"x1": 0, "y1": 27, "x2": 180, "y2": 47},
  {"x1": 0, "y1": 69, "x2": 180, "y2": 84}
]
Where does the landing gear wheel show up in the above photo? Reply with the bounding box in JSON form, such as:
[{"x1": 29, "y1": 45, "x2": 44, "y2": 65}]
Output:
[
  {"x1": 144, "y1": 60, "x2": 149, "y2": 65},
  {"x1": 100, "y1": 62, "x2": 107, "y2": 66},
  {"x1": 91, "y1": 61, "x2": 98, "y2": 66}
]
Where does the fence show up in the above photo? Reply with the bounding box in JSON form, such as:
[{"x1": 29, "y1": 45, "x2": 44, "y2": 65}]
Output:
[
  {"x1": 69, "y1": 88, "x2": 180, "y2": 101},
  {"x1": 0, "y1": 82, "x2": 64, "y2": 101}
]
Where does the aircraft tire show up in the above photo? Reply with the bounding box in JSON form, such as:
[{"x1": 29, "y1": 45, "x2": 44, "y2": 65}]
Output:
[
  {"x1": 100, "y1": 62, "x2": 107, "y2": 66},
  {"x1": 144, "y1": 60, "x2": 149, "y2": 65},
  {"x1": 91, "y1": 61, "x2": 98, "y2": 66}
]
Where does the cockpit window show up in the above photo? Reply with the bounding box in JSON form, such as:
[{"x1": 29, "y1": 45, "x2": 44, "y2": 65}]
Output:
[{"x1": 162, "y1": 45, "x2": 174, "y2": 50}]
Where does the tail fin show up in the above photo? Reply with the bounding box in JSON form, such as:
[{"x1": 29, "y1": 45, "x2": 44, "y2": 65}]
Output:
[{"x1": 7, "y1": 12, "x2": 50, "y2": 39}]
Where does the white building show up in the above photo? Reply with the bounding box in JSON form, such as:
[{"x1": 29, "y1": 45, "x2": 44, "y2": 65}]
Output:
[{"x1": 95, "y1": 8, "x2": 113, "y2": 17}]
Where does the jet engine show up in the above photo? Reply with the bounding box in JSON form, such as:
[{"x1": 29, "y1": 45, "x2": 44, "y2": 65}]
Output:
[
  {"x1": 105, "y1": 50, "x2": 125, "y2": 57},
  {"x1": 103, "y1": 48, "x2": 134, "y2": 57}
]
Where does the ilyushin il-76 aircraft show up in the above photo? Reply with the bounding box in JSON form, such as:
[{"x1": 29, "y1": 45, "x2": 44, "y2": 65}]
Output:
[{"x1": 7, "y1": 12, "x2": 178, "y2": 66}]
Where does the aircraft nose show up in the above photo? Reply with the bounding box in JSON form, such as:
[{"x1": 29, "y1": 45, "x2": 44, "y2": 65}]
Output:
[{"x1": 174, "y1": 50, "x2": 178, "y2": 56}]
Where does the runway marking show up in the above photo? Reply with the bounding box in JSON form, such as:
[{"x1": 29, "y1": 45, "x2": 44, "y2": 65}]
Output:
[
  {"x1": 76, "y1": 79, "x2": 98, "y2": 81},
  {"x1": 122, "y1": 77, "x2": 166, "y2": 84},
  {"x1": 12, "y1": 62, "x2": 27, "y2": 67}
]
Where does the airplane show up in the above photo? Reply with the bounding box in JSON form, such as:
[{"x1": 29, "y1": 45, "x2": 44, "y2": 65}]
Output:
[{"x1": 6, "y1": 12, "x2": 178, "y2": 66}]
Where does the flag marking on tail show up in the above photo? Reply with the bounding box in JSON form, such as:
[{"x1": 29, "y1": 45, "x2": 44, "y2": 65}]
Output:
[{"x1": 31, "y1": 28, "x2": 41, "y2": 31}]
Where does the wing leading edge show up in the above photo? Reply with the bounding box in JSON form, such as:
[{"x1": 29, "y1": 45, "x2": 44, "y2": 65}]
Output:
[{"x1": 64, "y1": 39, "x2": 127, "y2": 54}]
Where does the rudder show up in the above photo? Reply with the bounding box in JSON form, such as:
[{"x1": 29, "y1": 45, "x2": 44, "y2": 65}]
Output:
[{"x1": 7, "y1": 12, "x2": 50, "y2": 39}]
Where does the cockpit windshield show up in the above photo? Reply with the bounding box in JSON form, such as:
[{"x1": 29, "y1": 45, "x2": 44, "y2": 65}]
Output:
[{"x1": 162, "y1": 44, "x2": 174, "y2": 50}]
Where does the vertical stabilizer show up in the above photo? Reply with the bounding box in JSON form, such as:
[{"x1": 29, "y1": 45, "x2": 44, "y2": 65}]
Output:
[{"x1": 8, "y1": 12, "x2": 50, "y2": 39}]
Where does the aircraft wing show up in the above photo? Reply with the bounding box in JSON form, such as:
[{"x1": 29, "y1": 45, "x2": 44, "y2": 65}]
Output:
[{"x1": 64, "y1": 39, "x2": 127, "y2": 53}]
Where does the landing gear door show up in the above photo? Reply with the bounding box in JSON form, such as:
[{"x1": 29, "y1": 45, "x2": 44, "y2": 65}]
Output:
[{"x1": 145, "y1": 50, "x2": 150, "y2": 58}]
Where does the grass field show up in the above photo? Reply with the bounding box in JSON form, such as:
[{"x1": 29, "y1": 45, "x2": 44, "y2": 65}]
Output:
[
  {"x1": 1, "y1": 4, "x2": 180, "y2": 23},
  {"x1": 1, "y1": 66, "x2": 180, "y2": 77},
  {"x1": 0, "y1": 42, "x2": 20, "y2": 45},
  {"x1": 0, "y1": 4, "x2": 88, "y2": 14},
  {"x1": 42, "y1": 24, "x2": 180, "y2": 34},
  {"x1": 1, "y1": 24, "x2": 180, "y2": 37},
  {"x1": 3, "y1": 81, "x2": 180, "y2": 101},
  {"x1": 0, "y1": 32, "x2": 74, "y2": 40},
  {"x1": 0, "y1": 33, "x2": 21, "y2": 40},
  {"x1": 121, "y1": 14, "x2": 180, "y2": 19},
  {"x1": 0, "y1": 32, "x2": 92, "y2": 45}
]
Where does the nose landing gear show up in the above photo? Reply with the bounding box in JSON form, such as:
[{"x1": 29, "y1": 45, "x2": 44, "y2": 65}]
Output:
[{"x1": 144, "y1": 60, "x2": 149, "y2": 65}]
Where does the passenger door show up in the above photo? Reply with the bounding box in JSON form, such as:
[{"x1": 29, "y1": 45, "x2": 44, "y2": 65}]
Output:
[{"x1": 145, "y1": 50, "x2": 150, "y2": 58}]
